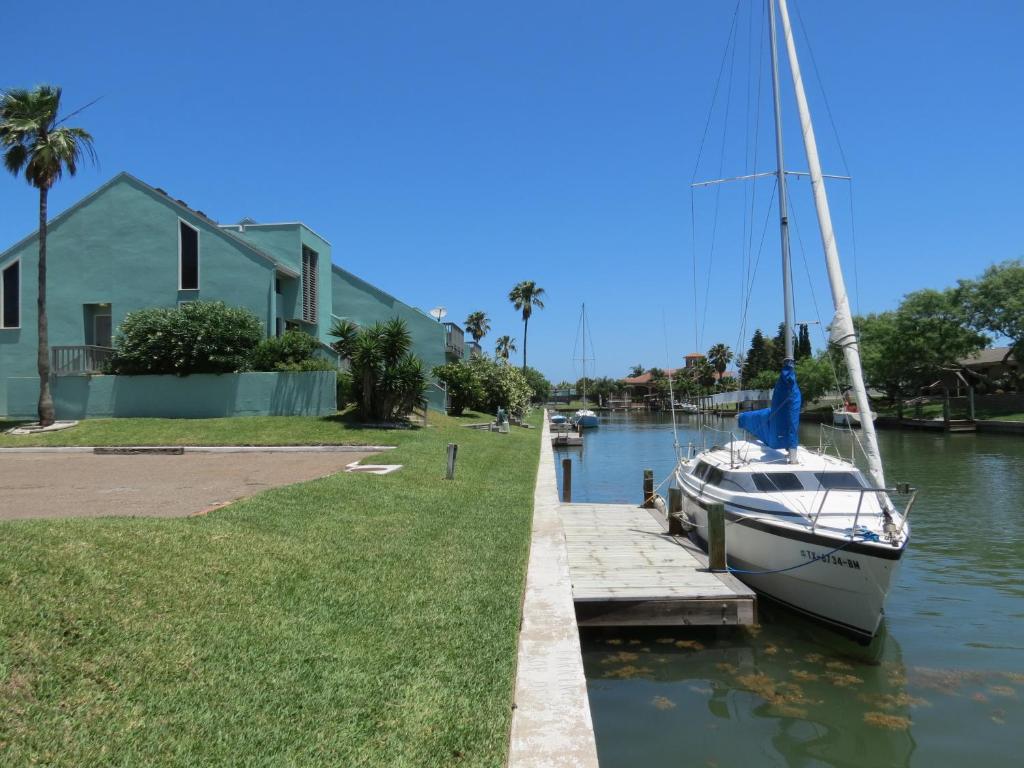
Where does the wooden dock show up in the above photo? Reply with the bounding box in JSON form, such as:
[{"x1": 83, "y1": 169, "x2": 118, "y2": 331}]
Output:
[{"x1": 559, "y1": 503, "x2": 756, "y2": 627}]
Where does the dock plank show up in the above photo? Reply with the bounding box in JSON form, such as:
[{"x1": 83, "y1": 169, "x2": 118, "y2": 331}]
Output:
[{"x1": 558, "y1": 502, "x2": 756, "y2": 627}]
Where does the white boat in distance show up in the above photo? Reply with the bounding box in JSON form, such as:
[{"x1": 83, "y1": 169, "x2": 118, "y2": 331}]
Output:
[
  {"x1": 832, "y1": 406, "x2": 876, "y2": 428},
  {"x1": 571, "y1": 303, "x2": 600, "y2": 429},
  {"x1": 672, "y1": 0, "x2": 914, "y2": 642}
]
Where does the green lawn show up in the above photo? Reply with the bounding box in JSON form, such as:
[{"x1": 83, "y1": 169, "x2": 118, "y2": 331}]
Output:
[
  {"x1": 0, "y1": 411, "x2": 541, "y2": 766},
  {"x1": 0, "y1": 410, "x2": 431, "y2": 448}
]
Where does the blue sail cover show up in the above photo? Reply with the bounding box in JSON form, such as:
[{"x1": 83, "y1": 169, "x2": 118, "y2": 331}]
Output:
[{"x1": 737, "y1": 361, "x2": 802, "y2": 449}]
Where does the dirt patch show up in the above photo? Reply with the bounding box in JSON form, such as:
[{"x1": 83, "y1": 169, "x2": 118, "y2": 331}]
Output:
[{"x1": 0, "y1": 451, "x2": 379, "y2": 519}]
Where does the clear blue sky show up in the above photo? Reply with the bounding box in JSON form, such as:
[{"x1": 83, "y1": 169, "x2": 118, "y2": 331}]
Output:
[{"x1": 2, "y1": 1, "x2": 1021, "y2": 382}]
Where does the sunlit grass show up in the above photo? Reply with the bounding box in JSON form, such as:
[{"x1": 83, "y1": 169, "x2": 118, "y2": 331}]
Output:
[{"x1": 0, "y1": 411, "x2": 541, "y2": 765}]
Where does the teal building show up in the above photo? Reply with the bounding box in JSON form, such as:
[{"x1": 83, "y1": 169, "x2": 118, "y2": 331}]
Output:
[{"x1": 0, "y1": 172, "x2": 451, "y2": 415}]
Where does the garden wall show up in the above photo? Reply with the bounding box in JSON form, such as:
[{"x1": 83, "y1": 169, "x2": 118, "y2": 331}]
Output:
[{"x1": 3, "y1": 371, "x2": 336, "y2": 420}]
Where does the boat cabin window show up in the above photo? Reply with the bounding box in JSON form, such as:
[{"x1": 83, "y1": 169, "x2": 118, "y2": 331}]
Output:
[
  {"x1": 751, "y1": 472, "x2": 803, "y2": 492},
  {"x1": 693, "y1": 461, "x2": 711, "y2": 480},
  {"x1": 813, "y1": 472, "x2": 864, "y2": 490},
  {"x1": 704, "y1": 467, "x2": 725, "y2": 487}
]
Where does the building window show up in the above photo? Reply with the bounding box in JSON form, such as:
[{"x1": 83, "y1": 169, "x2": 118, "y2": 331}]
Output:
[
  {"x1": 1, "y1": 259, "x2": 19, "y2": 329},
  {"x1": 179, "y1": 220, "x2": 199, "y2": 290},
  {"x1": 301, "y1": 246, "x2": 318, "y2": 323},
  {"x1": 275, "y1": 277, "x2": 282, "y2": 295}
]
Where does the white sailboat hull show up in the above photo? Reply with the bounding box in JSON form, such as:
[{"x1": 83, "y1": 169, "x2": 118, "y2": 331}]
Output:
[
  {"x1": 832, "y1": 409, "x2": 876, "y2": 428},
  {"x1": 573, "y1": 410, "x2": 600, "y2": 428},
  {"x1": 680, "y1": 491, "x2": 902, "y2": 639}
]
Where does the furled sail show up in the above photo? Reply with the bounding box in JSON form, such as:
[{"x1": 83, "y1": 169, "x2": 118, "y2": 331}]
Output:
[{"x1": 737, "y1": 361, "x2": 802, "y2": 450}]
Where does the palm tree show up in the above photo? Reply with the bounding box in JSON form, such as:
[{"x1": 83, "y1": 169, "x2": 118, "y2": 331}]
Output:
[
  {"x1": 495, "y1": 335, "x2": 516, "y2": 361},
  {"x1": 464, "y1": 311, "x2": 490, "y2": 343},
  {"x1": 629, "y1": 364, "x2": 645, "y2": 378},
  {"x1": 706, "y1": 343, "x2": 733, "y2": 386},
  {"x1": 1, "y1": 86, "x2": 97, "y2": 426},
  {"x1": 508, "y1": 280, "x2": 545, "y2": 370}
]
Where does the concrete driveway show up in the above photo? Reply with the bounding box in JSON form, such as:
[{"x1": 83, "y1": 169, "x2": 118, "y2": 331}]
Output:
[{"x1": 0, "y1": 449, "x2": 379, "y2": 520}]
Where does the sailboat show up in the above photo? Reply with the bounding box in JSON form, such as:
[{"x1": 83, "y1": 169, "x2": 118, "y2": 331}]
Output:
[
  {"x1": 571, "y1": 303, "x2": 600, "y2": 428},
  {"x1": 672, "y1": 0, "x2": 913, "y2": 641}
]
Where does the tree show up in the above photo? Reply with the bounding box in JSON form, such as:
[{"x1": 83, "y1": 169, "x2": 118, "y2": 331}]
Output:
[
  {"x1": 647, "y1": 367, "x2": 666, "y2": 381},
  {"x1": 797, "y1": 324, "x2": 813, "y2": 360},
  {"x1": 692, "y1": 358, "x2": 717, "y2": 392},
  {"x1": 464, "y1": 311, "x2": 491, "y2": 344},
  {"x1": 495, "y1": 335, "x2": 516, "y2": 361},
  {"x1": 1, "y1": 85, "x2": 97, "y2": 426},
  {"x1": 749, "y1": 369, "x2": 779, "y2": 391},
  {"x1": 522, "y1": 366, "x2": 552, "y2": 403},
  {"x1": 855, "y1": 288, "x2": 987, "y2": 400},
  {"x1": 957, "y1": 259, "x2": 1024, "y2": 386},
  {"x1": 706, "y1": 343, "x2": 733, "y2": 382},
  {"x1": 770, "y1": 322, "x2": 795, "y2": 370},
  {"x1": 629, "y1": 364, "x2": 645, "y2": 378},
  {"x1": 508, "y1": 280, "x2": 546, "y2": 370},
  {"x1": 742, "y1": 329, "x2": 772, "y2": 385},
  {"x1": 795, "y1": 354, "x2": 834, "y2": 402}
]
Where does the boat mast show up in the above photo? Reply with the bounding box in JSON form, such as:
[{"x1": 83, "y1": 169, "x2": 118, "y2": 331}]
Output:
[
  {"x1": 768, "y1": 0, "x2": 796, "y2": 363},
  {"x1": 775, "y1": 0, "x2": 886, "y2": 488},
  {"x1": 768, "y1": 0, "x2": 798, "y2": 465},
  {"x1": 581, "y1": 304, "x2": 588, "y2": 408}
]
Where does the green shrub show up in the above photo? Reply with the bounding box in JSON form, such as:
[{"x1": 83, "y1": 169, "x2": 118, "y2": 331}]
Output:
[
  {"x1": 250, "y1": 331, "x2": 327, "y2": 371},
  {"x1": 434, "y1": 357, "x2": 533, "y2": 417},
  {"x1": 433, "y1": 362, "x2": 483, "y2": 415},
  {"x1": 109, "y1": 302, "x2": 263, "y2": 375},
  {"x1": 336, "y1": 370, "x2": 355, "y2": 408},
  {"x1": 328, "y1": 318, "x2": 427, "y2": 421}
]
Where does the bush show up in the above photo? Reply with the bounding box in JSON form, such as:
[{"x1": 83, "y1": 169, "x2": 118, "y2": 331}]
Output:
[
  {"x1": 250, "y1": 331, "x2": 330, "y2": 371},
  {"x1": 433, "y1": 362, "x2": 484, "y2": 415},
  {"x1": 434, "y1": 357, "x2": 533, "y2": 417},
  {"x1": 329, "y1": 318, "x2": 427, "y2": 421},
  {"x1": 109, "y1": 302, "x2": 263, "y2": 375},
  {"x1": 336, "y1": 370, "x2": 355, "y2": 408}
]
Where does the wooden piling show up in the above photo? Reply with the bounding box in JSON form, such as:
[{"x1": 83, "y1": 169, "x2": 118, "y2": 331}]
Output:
[
  {"x1": 668, "y1": 486, "x2": 683, "y2": 535},
  {"x1": 562, "y1": 458, "x2": 572, "y2": 503},
  {"x1": 707, "y1": 502, "x2": 726, "y2": 571},
  {"x1": 642, "y1": 469, "x2": 654, "y2": 508},
  {"x1": 445, "y1": 443, "x2": 458, "y2": 480}
]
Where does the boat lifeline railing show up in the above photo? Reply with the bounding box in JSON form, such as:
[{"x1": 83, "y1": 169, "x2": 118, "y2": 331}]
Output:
[{"x1": 810, "y1": 483, "x2": 918, "y2": 542}]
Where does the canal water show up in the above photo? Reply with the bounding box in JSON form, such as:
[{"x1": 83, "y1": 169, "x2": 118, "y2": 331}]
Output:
[{"x1": 554, "y1": 411, "x2": 1024, "y2": 768}]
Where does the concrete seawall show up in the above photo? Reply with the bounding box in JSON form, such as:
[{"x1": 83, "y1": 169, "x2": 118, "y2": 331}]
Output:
[{"x1": 508, "y1": 413, "x2": 599, "y2": 767}]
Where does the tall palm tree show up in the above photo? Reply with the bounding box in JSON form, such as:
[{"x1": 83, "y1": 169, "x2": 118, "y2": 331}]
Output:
[
  {"x1": 464, "y1": 311, "x2": 490, "y2": 343},
  {"x1": 706, "y1": 343, "x2": 733, "y2": 385},
  {"x1": 495, "y1": 335, "x2": 516, "y2": 362},
  {"x1": 508, "y1": 280, "x2": 545, "y2": 370},
  {"x1": 1, "y1": 86, "x2": 96, "y2": 426}
]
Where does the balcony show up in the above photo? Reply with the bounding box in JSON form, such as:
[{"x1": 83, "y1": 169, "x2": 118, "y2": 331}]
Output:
[
  {"x1": 443, "y1": 322, "x2": 465, "y2": 359},
  {"x1": 51, "y1": 345, "x2": 114, "y2": 375}
]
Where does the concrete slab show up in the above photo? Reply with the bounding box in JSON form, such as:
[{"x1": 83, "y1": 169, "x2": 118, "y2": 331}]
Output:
[
  {"x1": 0, "y1": 450, "x2": 379, "y2": 520},
  {"x1": 508, "y1": 413, "x2": 599, "y2": 768}
]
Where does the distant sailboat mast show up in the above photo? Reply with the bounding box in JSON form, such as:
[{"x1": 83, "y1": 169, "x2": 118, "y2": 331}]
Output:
[{"x1": 775, "y1": 0, "x2": 886, "y2": 488}]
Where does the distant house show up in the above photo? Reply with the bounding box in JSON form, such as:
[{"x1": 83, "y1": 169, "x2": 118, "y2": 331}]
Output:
[
  {"x1": 0, "y1": 172, "x2": 449, "y2": 415},
  {"x1": 941, "y1": 346, "x2": 1018, "y2": 395}
]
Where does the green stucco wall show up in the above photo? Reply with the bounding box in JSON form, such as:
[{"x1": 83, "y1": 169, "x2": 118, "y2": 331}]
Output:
[
  {"x1": 5, "y1": 371, "x2": 335, "y2": 419},
  {"x1": 0, "y1": 174, "x2": 281, "y2": 412},
  {"x1": 228, "y1": 223, "x2": 335, "y2": 345},
  {"x1": 330, "y1": 265, "x2": 447, "y2": 411}
]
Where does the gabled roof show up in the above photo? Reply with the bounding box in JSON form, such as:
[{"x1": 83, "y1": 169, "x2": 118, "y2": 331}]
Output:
[
  {"x1": 958, "y1": 346, "x2": 1015, "y2": 367},
  {"x1": 0, "y1": 171, "x2": 299, "y2": 277}
]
